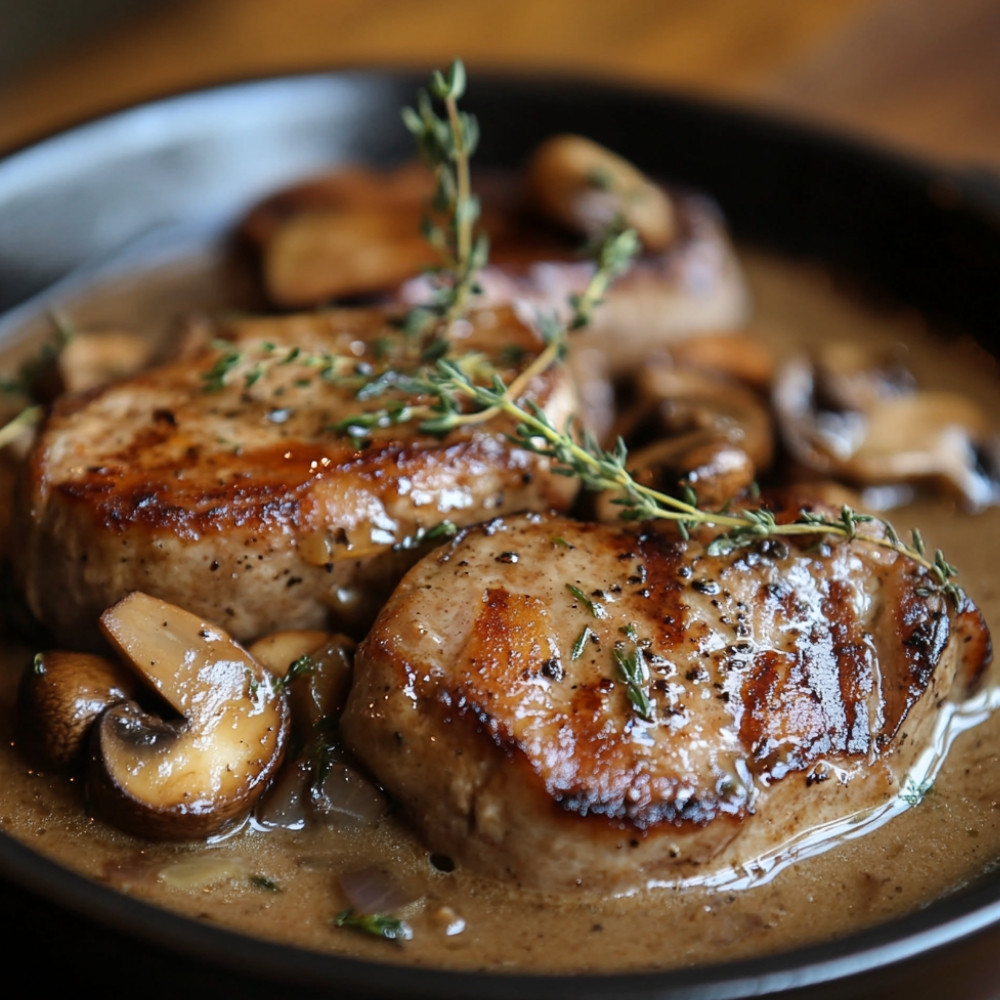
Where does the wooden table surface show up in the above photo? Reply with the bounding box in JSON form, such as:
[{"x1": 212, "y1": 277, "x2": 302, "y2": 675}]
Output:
[{"x1": 2, "y1": 0, "x2": 1000, "y2": 173}]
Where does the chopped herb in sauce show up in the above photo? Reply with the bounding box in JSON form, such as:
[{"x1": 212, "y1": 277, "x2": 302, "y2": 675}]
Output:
[{"x1": 335, "y1": 908, "x2": 413, "y2": 942}]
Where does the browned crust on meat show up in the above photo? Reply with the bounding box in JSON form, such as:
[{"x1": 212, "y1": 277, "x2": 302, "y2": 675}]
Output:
[
  {"x1": 342, "y1": 510, "x2": 991, "y2": 890},
  {"x1": 15, "y1": 306, "x2": 579, "y2": 644}
]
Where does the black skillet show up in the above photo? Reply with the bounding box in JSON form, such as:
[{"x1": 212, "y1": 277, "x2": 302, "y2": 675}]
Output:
[{"x1": 1, "y1": 69, "x2": 1000, "y2": 1000}]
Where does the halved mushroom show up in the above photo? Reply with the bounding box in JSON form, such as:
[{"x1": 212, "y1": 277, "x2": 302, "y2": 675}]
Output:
[
  {"x1": 248, "y1": 629, "x2": 385, "y2": 832},
  {"x1": 248, "y1": 629, "x2": 355, "y2": 748},
  {"x1": 17, "y1": 650, "x2": 140, "y2": 770},
  {"x1": 774, "y1": 348, "x2": 1000, "y2": 510},
  {"x1": 634, "y1": 363, "x2": 774, "y2": 475},
  {"x1": 597, "y1": 362, "x2": 773, "y2": 518},
  {"x1": 525, "y1": 134, "x2": 677, "y2": 252},
  {"x1": 242, "y1": 163, "x2": 442, "y2": 308},
  {"x1": 264, "y1": 208, "x2": 436, "y2": 309},
  {"x1": 90, "y1": 592, "x2": 290, "y2": 840}
]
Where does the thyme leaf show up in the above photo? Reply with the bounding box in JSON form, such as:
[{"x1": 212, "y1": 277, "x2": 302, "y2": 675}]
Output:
[
  {"x1": 899, "y1": 776, "x2": 934, "y2": 807},
  {"x1": 612, "y1": 639, "x2": 653, "y2": 721},
  {"x1": 0, "y1": 404, "x2": 44, "y2": 449},
  {"x1": 571, "y1": 626, "x2": 594, "y2": 660},
  {"x1": 566, "y1": 583, "x2": 607, "y2": 619},
  {"x1": 401, "y1": 58, "x2": 485, "y2": 345},
  {"x1": 280, "y1": 653, "x2": 317, "y2": 689},
  {"x1": 335, "y1": 908, "x2": 413, "y2": 942},
  {"x1": 392, "y1": 520, "x2": 458, "y2": 551}
]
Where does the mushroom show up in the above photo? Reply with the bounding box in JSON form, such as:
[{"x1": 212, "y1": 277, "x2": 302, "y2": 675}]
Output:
[
  {"x1": 263, "y1": 207, "x2": 436, "y2": 309},
  {"x1": 90, "y1": 592, "x2": 290, "y2": 840},
  {"x1": 239, "y1": 162, "x2": 442, "y2": 308},
  {"x1": 599, "y1": 436, "x2": 759, "y2": 518},
  {"x1": 248, "y1": 629, "x2": 385, "y2": 832},
  {"x1": 597, "y1": 362, "x2": 773, "y2": 518},
  {"x1": 525, "y1": 134, "x2": 676, "y2": 252},
  {"x1": 667, "y1": 331, "x2": 777, "y2": 392},
  {"x1": 17, "y1": 650, "x2": 140, "y2": 770},
  {"x1": 248, "y1": 629, "x2": 356, "y2": 748},
  {"x1": 774, "y1": 348, "x2": 1000, "y2": 510}
]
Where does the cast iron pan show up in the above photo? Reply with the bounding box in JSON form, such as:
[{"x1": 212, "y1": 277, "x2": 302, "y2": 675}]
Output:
[{"x1": 2, "y1": 69, "x2": 1000, "y2": 1000}]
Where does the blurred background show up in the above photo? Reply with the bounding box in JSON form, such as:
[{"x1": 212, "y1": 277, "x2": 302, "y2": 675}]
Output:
[{"x1": 1, "y1": 0, "x2": 1000, "y2": 168}]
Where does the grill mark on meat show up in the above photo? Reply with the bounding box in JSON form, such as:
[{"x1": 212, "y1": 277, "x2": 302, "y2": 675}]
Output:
[
  {"x1": 16, "y1": 306, "x2": 579, "y2": 644},
  {"x1": 341, "y1": 510, "x2": 992, "y2": 891}
]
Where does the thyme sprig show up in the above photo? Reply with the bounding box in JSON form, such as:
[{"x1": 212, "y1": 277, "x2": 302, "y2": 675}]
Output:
[
  {"x1": 568, "y1": 226, "x2": 641, "y2": 331},
  {"x1": 200, "y1": 339, "x2": 369, "y2": 394},
  {"x1": 337, "y1": 223, "x2": 639, "y2": 442},
  {"x1": 612, "y1": 637, "x2": 653, "y2": 721},
  {"x1": 422, "y1": 360, "x2": 964, "y2": 604},
  {"x1": 0, "y1": 404, "x2": 44, "y2": 449},
  {"x1": 401, "y1": 59, "x2": 488, "y2": 347}
]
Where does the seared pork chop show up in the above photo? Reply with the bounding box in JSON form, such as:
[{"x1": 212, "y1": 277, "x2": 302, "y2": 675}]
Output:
[
  {"x1": 341, "y1": 509, "x2": 991, "y2": 891},
  {"x1": 14, "y1": 306, "x2": 578, "y2": 646}
]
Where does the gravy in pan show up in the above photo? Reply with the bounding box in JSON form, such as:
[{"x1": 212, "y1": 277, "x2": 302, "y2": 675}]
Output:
[{"x1": 1, "y1": 250, "x2": 999, "y2": 973}]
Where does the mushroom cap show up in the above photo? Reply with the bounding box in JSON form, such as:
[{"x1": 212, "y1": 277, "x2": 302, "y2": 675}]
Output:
[
  {"x1": 90, "y1": 592, "x2": 290, "y2": 840},
  {"x1": 90, "y1": 694, "x2": 287, "y2": 840},
  {"x1": 17, "y1": 650, "x2": 139, "y2": 770},
  {"x1": 526, "y1": 134, "x2": 676, "y2": 252},
  {"x1": 774, "y1": 352, "x2": 1000, "y2": 510}
]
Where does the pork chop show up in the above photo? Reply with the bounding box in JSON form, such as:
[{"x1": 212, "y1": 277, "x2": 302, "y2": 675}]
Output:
[
  {"x1": 340, "y1": 508, "x2": 991, "y2": 891},
  {"x1": 13, "y1": 305, "x2": 578, "y2": 646}
]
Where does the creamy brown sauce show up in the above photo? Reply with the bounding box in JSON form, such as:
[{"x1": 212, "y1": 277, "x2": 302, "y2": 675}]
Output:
[{"x1": 1, "y1": 250, "x2": 1000, "y2": 974}]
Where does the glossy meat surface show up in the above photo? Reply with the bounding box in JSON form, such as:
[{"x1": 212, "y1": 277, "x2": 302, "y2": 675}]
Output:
[
  {"x1": 15, "y1": 307, "x2": 578, "y2": 645},
  {"x1": 341, "y1": 509, "x2": 991, "y2": 891}
]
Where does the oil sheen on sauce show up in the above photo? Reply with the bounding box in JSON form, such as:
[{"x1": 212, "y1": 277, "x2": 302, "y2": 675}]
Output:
[{"x1": 1, "y1": 250, "x2": 999, "y2": 974}]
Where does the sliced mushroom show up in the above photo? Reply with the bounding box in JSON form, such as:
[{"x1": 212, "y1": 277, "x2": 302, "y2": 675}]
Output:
[
  {"x1": 598, "y1": 363, "x2": 773, "y2": 518},
  {"x1": 525, "y1": 134, "x2": 676, "y2": 251},
  {"x1": 601, "y1": 435, "x2": 758, "y2": 518},
  {"x1": 249, "y1": 630, "x2": 377, "y2": 831},
  {"x1": 635, "y1": 364, "x2": 774, "y2": 475},
  {"x1": 774, "y1": 349, "x2": 1000, "y2": 510},
  {"x1": 90, "y1": 592, "x2": 290, "y2": 840},
  {"x1": 667, "y1": 331, "x2": 777, "y2": 392},
  {"x1": 241, "y1": 162, "x2": 435, "y2": 247},
  {"x1": 248, "y1": 630, "x2": 356, "y2": 747},
  {"x1": 17, "y1": 650, "x2": 140, "y2": 770},
  {"x1": 242, "y1": 162, "x2": 445, "y2": 308},
  {"x1": 264, "y1": 207, "x2": 436, "y2": 308}
]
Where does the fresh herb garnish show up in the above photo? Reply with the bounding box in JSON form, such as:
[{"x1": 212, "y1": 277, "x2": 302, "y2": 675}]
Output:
[
  {"x1": 421, "y1": 364, "x2": 964, "y2": 604},
  {"x1": 0, "y1": 312, "x2": 73, "y2": 399},
  {"x1": 899, "y1": 776, "x2": 934, "y2": 807},
  {"x1": 249, "y1": 874, "x2": 282, "y2": 892},
  {"x1": 282, "y1": 653, "x2": 318, "y2": 687},
  {"x1": 200, "y1": 339, "x2": 363, "y2": 394},
  {"x1": 401, "y1": 59, "x2": 488, "y2": 347},
  {"x1": 0, "y1": 314, "x2": 76, "y2": 449},
  {"x1": 566, "y1": 583, "x2": 607, "y2": 619},
  {"x1": 392, "y1": 520, "x2": 458, "y2": 552},
  {"x1": 571, "y1": 626, "x2": 594, "y2": 660},
  {"x1": 335, "y1": 908, "x2": 413, "y2": 942},
  {"x1": 612, "y1": 638, "x2": 653, "y2": 721}
]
